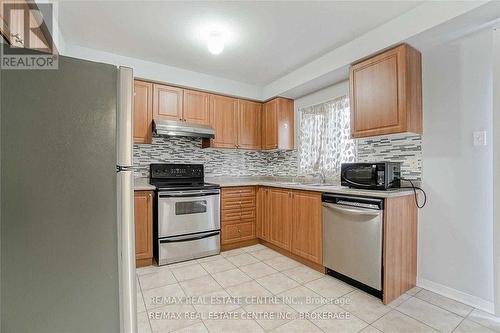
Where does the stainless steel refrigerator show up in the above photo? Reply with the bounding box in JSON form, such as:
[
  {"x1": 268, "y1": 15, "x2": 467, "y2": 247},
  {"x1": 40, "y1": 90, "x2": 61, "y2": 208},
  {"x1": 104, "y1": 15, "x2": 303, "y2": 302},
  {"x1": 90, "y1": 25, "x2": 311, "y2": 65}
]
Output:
[{"x1": 1, "y1": 54, "x2": 137, "y2": 332}]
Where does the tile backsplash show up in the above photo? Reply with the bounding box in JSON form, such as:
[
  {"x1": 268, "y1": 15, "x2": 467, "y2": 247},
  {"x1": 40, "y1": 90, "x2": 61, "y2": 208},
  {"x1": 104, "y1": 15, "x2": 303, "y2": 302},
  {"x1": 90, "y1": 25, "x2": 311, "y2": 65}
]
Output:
[
  {"x1": 357, "y1": 133, "x2": 422, "y2": 180},
  {"x1": 134, "y1": 134, "x2": 422, "y2": 180}
]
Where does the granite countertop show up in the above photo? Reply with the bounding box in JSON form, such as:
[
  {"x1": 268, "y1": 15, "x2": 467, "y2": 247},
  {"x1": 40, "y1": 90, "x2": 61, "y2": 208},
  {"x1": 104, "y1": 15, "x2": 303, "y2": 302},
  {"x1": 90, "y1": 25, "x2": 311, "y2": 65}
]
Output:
[
  {"x1": 205, "y1": 176, "x2": 415, "y2": 198},
  {"x1": 135, "y1": 175, "x2": 415, "y2": 198},
  {"x1": 134, "y1": 177, "x2": 156, "y2": 191}
]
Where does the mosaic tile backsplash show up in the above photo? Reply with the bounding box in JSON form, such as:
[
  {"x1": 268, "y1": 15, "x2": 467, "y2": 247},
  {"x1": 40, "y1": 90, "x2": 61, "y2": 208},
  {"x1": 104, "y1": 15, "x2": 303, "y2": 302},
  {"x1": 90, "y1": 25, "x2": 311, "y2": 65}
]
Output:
[
  {"x1": 357, "y1": 133, "x2": 422, "y2": 180},
  {"x1": 134, "y1": 134, "x2": 422, "y2": 180}
]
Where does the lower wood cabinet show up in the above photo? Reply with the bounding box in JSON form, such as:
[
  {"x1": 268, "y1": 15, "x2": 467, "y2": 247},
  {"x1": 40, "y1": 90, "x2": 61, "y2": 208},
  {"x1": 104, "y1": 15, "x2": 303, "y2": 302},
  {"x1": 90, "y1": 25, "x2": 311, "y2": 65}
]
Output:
[
  {"x1": 269, "y1": 188, "x2": 293, "y2": 251},
  {"x1": 257, "y1": 186, "x2": 322, "y2": 265},
  {"x1": 221, "y1": 187, "x2": 257, "y2": 248},
  {"x1": 134, "y1": 190, "x2": 153, "y2": 267},
  {"x1": 256, "y1": 187, "x2": 270, "y2": 241},
  {"x1": 291, "y1": 191, "x2": 322, "y2": 264}
]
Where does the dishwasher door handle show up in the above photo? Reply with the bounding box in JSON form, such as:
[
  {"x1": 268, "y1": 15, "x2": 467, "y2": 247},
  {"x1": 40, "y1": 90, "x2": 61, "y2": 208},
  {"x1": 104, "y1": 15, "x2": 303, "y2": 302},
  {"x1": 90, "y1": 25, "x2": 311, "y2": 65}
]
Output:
[{"x1": 322, "y1": 202, "x2": 381, "y2": 217}]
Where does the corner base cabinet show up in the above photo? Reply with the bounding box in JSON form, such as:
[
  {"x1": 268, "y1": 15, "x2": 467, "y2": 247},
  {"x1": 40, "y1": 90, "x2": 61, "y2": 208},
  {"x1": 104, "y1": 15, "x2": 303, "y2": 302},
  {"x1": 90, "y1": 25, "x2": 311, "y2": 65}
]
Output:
[
  {"x1": 257, "y1": 187, "x2": 322, "y2": 265},
  {"x1": 134, "y1": 190, "x2": 153, "y2": 267},
  {"x1": 350, "y1": 44, "x2": 422, "y2": 138}
]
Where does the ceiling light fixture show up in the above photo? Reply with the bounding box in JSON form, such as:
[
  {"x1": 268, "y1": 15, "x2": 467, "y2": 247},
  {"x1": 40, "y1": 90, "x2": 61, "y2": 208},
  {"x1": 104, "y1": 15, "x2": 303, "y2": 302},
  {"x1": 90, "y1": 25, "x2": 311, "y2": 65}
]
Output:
[{"x1": 207, "y1": 31, "x2": 225, "y2": 55}]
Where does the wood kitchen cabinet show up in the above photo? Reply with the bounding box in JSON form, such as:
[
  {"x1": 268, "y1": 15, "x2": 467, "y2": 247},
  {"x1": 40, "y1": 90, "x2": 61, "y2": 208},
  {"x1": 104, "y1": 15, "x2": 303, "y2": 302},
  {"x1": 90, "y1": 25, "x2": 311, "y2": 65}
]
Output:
[
  {"x1": 207, "y1": 94, "x2": 239, "y2": 148},
  {"x1": 134, "y1": 190, "x2": 153, "y2": 267},
  {"x1": 238, "y1": 100, "x2": 262, "y2": 149},
  {"x1": 268, "y1": 188, "x2": 293, "y2": 251},
  {"x1": 152, "y1": 84, "x2": 211, "y2": 125},
  {"x1": 259, "y1": 187, "x2": 322, "y2": 264},
  {"x1": 183, "y1": 89, "x2": 210, "y2": 125},
  {"x1": 221, "y1": 187, "x2": 258, "y2": 249},
  {"x1": 383, "y1": 195, "x2": 418, "y2": 304},
  {"x1": 205, "y1": 97, "x2": 263, "y2": 150},
  {"x1": 256, "y1": 187, "x2": 270, "y2": 241},
  {"x1": 350, "y1": 44, "x2": 422, "y2": 138},
  {"x1": 291, "y1": 190, "x2": 322, "y2": 264},
  {"x1": 133, "y1": 80, "x2": 153, "y2": 144},
  {"x1": 153, "y1": 84, "x2": 183, "y2": 122},
  {"x1": 262, "y1": 97, "x2": 294, "y2": 150}
]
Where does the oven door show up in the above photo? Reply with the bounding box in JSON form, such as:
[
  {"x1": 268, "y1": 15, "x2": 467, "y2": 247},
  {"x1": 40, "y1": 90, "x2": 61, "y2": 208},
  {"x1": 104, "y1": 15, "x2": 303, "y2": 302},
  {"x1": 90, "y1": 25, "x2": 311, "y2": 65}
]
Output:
[{"x1": 157, "y1": 189, "x2": 220, "y2": 238}]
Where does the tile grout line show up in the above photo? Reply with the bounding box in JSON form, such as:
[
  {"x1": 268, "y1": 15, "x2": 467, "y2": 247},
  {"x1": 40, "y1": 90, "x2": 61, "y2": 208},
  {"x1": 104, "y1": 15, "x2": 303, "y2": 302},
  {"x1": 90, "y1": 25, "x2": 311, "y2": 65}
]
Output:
[
  {"x1": 463, "y1": 311, "x2": 500, "y2": 333},
  {"x1": 390, "y1": 308, "x2": 444, "y2": 332},
  {"x1": 394, "y1": 293, "x2": 478, "y2": 332},
  {"x1": 136, "y1": 245, "x2": 493, "y2": 333},
  {"x1": 199, "y1": 250, "x2": 268, "y2": 332},
  {"x1": 136, "y1": 272, "x2": 154, "y2": 333},
  {"x1": 173, "y1": 262, "x2": 211, "y2": 332},
  {"x1": 413, "y1": 289, "x2": 476, "y2": 318}
]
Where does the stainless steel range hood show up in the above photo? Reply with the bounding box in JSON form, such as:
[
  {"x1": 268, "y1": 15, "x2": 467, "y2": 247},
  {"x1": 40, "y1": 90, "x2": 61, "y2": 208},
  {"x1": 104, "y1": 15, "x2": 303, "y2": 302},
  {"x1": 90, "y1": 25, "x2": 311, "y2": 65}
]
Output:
[{"x1": 153, "y1": 119, "x2": 215, "y2": 139}]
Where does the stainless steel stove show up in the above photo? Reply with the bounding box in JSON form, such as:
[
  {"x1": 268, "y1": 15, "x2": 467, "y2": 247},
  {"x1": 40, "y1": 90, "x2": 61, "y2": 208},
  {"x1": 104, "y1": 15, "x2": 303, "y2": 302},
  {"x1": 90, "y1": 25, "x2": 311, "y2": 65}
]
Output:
[{"x1": 150, "y1": 164, "x2": 220, "y2": 265}]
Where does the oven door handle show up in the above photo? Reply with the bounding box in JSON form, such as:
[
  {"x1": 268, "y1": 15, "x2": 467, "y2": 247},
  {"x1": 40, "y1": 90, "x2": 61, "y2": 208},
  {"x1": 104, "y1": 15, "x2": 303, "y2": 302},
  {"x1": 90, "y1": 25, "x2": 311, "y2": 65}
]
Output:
[
  {"x1": 159, "y1": 231, "x2": 220, "y2": 243},
  {"x1": 158, "y1": 191, "x2": 219, "y2": 198}
]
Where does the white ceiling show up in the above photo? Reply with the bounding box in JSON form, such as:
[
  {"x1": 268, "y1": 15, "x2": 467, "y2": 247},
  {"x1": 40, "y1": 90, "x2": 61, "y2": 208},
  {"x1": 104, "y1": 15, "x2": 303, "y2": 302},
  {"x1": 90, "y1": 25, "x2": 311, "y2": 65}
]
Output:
[{"x1": 59, "y1": 1, "x2": 421, "y2": 85}]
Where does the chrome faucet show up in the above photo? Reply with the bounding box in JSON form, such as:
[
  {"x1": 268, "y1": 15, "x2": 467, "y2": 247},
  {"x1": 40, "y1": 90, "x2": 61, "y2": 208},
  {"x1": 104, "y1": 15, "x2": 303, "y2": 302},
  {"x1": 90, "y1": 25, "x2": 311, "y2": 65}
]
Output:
[{"x1": 312, "y1": 170, "x2": 326, "y2": 184}]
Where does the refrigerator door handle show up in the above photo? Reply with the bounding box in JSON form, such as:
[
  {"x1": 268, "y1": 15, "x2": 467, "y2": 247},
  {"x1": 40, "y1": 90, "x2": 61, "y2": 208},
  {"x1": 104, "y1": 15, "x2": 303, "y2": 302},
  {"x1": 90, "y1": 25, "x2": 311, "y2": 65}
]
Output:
[
  {"x1": 117, "y1": 170, "x2": 136, "y2": 333},
  {"x1": 117, "y1": 66, "x2": 134, "y2": 167}
]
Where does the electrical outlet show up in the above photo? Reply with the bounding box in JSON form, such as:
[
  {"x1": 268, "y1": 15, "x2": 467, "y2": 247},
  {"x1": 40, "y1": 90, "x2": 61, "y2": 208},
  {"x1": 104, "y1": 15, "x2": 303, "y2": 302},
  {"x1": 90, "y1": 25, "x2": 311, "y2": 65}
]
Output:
[{"x1": 473, "y1": 131, "x2": 487, "y2": 146}]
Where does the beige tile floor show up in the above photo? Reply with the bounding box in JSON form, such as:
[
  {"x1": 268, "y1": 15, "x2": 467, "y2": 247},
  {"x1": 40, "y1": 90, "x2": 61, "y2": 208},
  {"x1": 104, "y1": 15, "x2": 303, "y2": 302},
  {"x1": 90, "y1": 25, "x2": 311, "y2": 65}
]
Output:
[{"x1": 136, "y1": 244, "x2": 499, "y2": 333}]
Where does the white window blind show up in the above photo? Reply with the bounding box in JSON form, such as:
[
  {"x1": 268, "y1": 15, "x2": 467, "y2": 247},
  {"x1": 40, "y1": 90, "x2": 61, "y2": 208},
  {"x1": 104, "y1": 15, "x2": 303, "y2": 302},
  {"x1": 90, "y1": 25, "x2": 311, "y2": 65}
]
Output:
[{"x1": 298, "y1": 95, "x2": 356, "y2": 178}]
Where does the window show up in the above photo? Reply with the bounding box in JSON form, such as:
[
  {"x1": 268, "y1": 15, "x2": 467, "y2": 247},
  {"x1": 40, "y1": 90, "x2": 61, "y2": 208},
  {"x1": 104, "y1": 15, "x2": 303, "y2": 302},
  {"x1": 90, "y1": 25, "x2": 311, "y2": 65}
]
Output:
[{"x1": 298, "y1": 95, "x2": 356, "y2": 178}]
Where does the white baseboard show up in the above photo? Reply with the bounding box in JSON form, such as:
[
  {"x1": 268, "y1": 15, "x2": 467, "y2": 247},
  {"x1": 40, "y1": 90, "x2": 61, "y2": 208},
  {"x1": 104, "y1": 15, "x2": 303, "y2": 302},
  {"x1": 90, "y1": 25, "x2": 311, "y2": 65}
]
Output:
[{"x1": 417, "y1": 277, "x2": 495, "y2": 314}]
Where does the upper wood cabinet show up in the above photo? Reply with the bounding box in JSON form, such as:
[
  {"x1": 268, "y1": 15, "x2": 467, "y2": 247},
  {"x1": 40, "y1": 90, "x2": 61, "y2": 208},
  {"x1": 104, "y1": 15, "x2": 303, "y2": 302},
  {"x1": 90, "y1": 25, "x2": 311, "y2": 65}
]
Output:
[
  {"x1": 238, "y1": 100, "x2": 262, "y2": 149},
  {"x1": 262, "y1": 97, "x2": 294, "y2": 150},
  {"x1": 208, "y1": 95, "x2": 239, "y2": 148},
  {"x1": 134, "y1": 190, "x2": 153, "y2": 267},
  {"x1": 153, "y1": 84, "x2": 183, "y2": 121},
  {"x1": 133, "y1": 80, "x2": 153, "y2": 144},
  {"x1": 205, "y1": 97, "x2": 263, "y2": 150},
  {"x1": 291, "y1": 191, "x2": 322, "y2": 264},
  {"x1": 183, "y1": 89, "x2": 210, "y2": 125},
  {"x1": 350, "y1": 44, "x2": 422, "y2": 138}
]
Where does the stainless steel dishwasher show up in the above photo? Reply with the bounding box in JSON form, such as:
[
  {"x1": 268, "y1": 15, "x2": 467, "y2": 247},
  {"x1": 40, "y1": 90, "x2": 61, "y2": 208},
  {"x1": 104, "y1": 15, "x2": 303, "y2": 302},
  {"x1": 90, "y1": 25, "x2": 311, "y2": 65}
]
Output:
[{"x1": 322, "y1": 194, "x2": 384, "y2": 298}]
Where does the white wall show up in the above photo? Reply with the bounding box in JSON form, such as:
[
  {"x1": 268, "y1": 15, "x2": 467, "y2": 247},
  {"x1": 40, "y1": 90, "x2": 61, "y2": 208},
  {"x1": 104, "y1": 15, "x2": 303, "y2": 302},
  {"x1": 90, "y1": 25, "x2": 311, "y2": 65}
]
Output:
[
  {"x1": 492, "y1": 27, "x2": 500, "y2": 316},
  {"x1": 419, "y1": 28, "x2": 494, "y2": 311}
]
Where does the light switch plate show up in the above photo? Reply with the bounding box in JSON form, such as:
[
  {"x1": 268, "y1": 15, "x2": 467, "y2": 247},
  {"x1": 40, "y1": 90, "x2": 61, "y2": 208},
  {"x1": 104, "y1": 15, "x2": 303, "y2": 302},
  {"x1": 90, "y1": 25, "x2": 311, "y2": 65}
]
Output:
[{"x1": 473, "y1": 131, "x2": 487, "y2": 146}]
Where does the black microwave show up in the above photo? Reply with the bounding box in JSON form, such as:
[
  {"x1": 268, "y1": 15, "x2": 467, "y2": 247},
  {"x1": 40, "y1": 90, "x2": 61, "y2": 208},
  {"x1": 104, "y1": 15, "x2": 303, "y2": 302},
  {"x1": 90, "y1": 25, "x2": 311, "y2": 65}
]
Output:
[{"x1": 341, "y1": 162, "x2": 401, "y2": 190}]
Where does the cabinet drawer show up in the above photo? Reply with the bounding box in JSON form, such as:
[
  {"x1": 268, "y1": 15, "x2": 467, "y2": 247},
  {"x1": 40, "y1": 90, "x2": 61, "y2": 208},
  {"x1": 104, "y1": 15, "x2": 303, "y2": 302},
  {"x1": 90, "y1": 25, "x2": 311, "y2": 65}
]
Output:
[
  {"x1": 222, "y1": 222, "x2": 255, "y2": 244},
  {"x1": 222, "y1": 208, "x2": 256, "y2": 223},
  {"x1": 241, "y1": 207, "x2": 256, "y2": 220},
  {"x1": 222, "y1": 208, "x2": 242, "y2": 223},
  {"x1": 222, "y1": 186, "x2": 255, "y2": 198},
  {"x1": 240, "y1": 196, "x2": 256, "y2": 208},
  {"x1": 222, "y1": 197, "x2": 243, "y2": 210}
]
